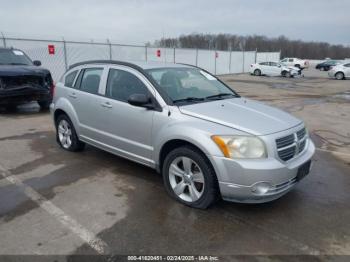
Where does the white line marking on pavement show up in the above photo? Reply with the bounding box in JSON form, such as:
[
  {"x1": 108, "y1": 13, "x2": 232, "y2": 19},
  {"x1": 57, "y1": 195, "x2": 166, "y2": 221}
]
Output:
[
  {"x1": 316, "y1": 148, "x2": 350, "y2": 157},
  {"x1": 0, "y1": 164, "x2": 110, "y2": 255}
]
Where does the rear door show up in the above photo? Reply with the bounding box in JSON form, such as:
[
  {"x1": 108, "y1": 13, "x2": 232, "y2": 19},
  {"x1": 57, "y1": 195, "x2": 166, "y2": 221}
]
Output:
[
  {"x1": 71, "y1": 67, "x2": 107, "y2": 141},
  {"x1": 258, "y1": 62, "x2": 269, "y2": 75}
]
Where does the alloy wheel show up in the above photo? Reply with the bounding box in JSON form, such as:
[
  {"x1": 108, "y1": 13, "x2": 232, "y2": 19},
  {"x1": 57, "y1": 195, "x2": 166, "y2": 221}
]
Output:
[
  {"x1": 168, "y1": 156, "x2": 205, "y2": 202},
  {"x1": 58, "y1": 119, "x2": 72, "y2": 149}
]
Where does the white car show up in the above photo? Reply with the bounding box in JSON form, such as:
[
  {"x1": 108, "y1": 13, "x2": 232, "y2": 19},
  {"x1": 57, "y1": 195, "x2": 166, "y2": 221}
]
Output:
[
  {"x1": 280, "y1": 58, "x2": 309, "y2": 69},
  {"x1": 250, "y1": 62, "x2": 301, "y2": 77},
  {"x1": 328, "y1": 63, "x2": 350, "y2": 80}
]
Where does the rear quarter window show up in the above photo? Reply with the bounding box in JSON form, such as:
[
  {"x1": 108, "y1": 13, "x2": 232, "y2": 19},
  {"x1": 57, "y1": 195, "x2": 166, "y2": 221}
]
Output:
[{"x1": 64, "y1": 70, "x2": 78, "y2": 87}]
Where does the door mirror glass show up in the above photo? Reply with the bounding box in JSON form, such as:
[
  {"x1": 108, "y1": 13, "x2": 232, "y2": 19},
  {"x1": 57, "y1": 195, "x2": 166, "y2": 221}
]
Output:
[
  {"x1": 128, "y1": 94, "x2": 153, "y2": 108},
  {"x1": 33, "y1": 60, "x2": 42, "y2": 66}
]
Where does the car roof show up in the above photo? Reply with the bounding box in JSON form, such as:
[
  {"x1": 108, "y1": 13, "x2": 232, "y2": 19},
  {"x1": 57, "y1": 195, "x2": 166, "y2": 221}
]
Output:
[{"x1": 68, "y1": 60, "x2": 194, "y2": 71}]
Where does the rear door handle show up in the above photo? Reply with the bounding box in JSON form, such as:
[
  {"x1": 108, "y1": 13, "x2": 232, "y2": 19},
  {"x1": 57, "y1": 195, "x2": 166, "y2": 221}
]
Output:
[
  {"x1": 68, "y1": 92, "x2": 77, "y2": 99},
  {"x1": 101, "y1": 102, "x2": 112, "y2": 108}
]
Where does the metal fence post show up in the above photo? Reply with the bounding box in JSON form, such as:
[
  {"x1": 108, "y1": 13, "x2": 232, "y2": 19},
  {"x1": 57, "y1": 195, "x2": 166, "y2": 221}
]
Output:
[
  {"x1": 1, "y1": 32, "x2": 6, "y2": 48},
  {"x1": 62, "y1": 37, "x2": 68, "y2": 70},
  {"x1": 195, "y1": 49, "x2": 198, "y2": 66},
  {"x1": 173, "y1": 48, "x2": 176, "y2": 63},
  {"x1": 145, "y1": 46, "x2": 148, "y2": 61},
  {"x1": 255, "y1": 48, "x2": 258, "y2": 63},
  {"x1": 229, "y1": 49, "x2": 232, "y2": 73},
  {"x1": 242, "y1": 50, "x2": 245, "y2": 73},
  {"x1": 214, "y1": 50, "x2": 217, "y2": 75},
  {"x1": 107, "y1": 39, "x2": 112, "y2": 60}
]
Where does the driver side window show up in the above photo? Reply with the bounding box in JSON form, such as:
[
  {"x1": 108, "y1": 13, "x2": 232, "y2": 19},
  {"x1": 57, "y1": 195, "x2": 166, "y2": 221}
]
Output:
[{"x1": 106, "y1": 69, "x2": 149, "y2": 102}]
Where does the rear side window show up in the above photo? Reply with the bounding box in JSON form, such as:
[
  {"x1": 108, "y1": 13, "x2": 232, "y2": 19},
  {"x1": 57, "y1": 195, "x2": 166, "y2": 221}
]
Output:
[
  {"x1": 344, "y1": 63, "x2": 350, "y2": 67},
  {"x1": 259, "y1": 62, "x2": 268, "y2": 65},
  {"x1": 64, "y1": 70, "x2": 78, "y2": 87},
  {"x1": 288, "y1": 58, "x2": 293, "y2": 62},
  {"x1": 106, "y1": 69, "x2": 149, "y2": 102},
  {"x1": 79, "y1": 68, "x2": 103, "y2": 94}
]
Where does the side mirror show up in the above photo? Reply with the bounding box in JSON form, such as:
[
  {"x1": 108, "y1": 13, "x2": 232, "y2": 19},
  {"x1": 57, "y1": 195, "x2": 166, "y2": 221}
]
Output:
[
  {"x1": 128, "y1": 94, "x2": 154, "y2": 109},
  {"x1": 33, "y1": 60, "x2": 42, "y2": 66}
]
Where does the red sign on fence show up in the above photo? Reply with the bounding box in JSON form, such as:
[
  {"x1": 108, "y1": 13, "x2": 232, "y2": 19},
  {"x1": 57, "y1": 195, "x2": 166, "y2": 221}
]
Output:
[
  {"x1": 48, "y1": 45, "x2": 55, "y2": 55},
  {"x1": 156, "y1": 49, "x2": 161, "y2": 57}
]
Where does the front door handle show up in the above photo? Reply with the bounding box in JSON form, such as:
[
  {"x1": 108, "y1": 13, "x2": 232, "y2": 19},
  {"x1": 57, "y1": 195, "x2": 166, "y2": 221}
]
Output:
[
  {"x1": 101, "y1": 102, "x2": 112, "y2": 108},
  {"x1": 68, "y1": 92, "x2": 77, "y2": 99}
]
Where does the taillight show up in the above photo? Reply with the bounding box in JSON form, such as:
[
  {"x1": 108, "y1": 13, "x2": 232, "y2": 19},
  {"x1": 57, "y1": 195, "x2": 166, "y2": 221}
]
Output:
[
  {"x1": 50, "y1": 82, "x2": 55, "y2": 97},
  {"x1": 250, "y1": 64, "x2": 253, "y2": 67}
]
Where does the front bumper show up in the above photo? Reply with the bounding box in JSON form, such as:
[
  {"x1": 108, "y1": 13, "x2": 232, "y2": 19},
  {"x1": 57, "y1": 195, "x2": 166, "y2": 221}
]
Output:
[
  {"x1": 0, "y1": 87, "x2": 51, "y2": 105},
  {"x1": 210, "y1": 139, "x2": 315, "y2": 203}
]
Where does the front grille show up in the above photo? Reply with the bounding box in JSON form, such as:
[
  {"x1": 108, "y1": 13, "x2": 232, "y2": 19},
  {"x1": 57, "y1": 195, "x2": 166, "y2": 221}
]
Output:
[
  {"x1": 276, "y1": 134, "x2": 294, "y2": 148},
  {"x1": 297, "y1": 128, "x2": 306, "y2": 140},
  {"x1": 276, "y1": 128, "x2": 307, "y2": 162}
]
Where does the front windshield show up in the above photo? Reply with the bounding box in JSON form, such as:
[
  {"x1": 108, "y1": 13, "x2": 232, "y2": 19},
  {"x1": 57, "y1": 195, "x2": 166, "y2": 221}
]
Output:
[
  {"x1": 146, "y1": 67, "x2": 239, "y2": 104},
  {"x1": 0, "y1": 49, "x2": 33, "y2": 65}
]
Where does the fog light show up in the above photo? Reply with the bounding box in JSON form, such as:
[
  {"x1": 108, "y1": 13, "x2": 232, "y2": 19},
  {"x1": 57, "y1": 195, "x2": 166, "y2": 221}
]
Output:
[{"x1": 252, "y1": 182, "x2": 272, "y2": 195}]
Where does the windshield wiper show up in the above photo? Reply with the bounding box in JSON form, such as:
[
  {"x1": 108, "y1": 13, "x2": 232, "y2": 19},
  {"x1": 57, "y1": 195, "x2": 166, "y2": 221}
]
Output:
[
  {"x1": 9, "y1": 63, "x2": 28, "y2": 65},
  {"x1": 172, "y1": 97, "x2": 206, "y2": 104},
  {"x1": 205, "y1": 93, "x2": 236, "y2": 100}
]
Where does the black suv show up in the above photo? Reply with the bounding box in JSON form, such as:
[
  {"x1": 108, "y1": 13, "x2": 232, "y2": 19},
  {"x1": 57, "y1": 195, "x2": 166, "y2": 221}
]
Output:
[{"x1": 0, "y1": 48, "x2": 54, "y2": 110}]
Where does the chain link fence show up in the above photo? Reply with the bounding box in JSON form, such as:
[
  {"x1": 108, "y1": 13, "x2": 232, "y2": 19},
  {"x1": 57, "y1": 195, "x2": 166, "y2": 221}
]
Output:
[{"x1": 1, "y1": 33, "x2": 280, "y2": 81}]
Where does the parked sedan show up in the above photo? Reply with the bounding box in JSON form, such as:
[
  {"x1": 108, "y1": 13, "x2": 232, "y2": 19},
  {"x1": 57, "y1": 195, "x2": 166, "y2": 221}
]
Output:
[
  {"x1": 328, "y1": 63, "x2": 350, "y2": 80},
  {"x1": 51, "y1": 60, "x2": 315, "y2": 209},
  {"x1": 315, "y1": 60, "x2": 340, "y2": 71},
  {"x1": 250, "y1": 62, "x2": 301, "y2": 77}
]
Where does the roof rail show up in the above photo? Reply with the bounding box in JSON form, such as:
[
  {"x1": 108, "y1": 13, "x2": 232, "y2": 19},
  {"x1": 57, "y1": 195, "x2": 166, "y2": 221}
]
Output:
[{"x1": 68, "y1": 60, "x2": 142, "y2": 70}]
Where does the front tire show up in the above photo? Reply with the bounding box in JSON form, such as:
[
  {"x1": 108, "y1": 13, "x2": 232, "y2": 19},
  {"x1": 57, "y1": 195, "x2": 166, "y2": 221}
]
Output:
[
  {"x1": 335, "y1": 72, "x2": 344, "y2": 80},
  {"x1": 162, "y1": 146, "x2": 219, "y2": 209},
  {"x1": 55, "y1": 114, "x2": 85, "y2": 152}
]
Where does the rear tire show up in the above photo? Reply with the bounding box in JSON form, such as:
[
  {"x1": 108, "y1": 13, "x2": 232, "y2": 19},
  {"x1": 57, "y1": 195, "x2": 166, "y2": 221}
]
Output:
[
  {"x1": 335, "y1": 72, "x2": 344, "y2": 80},
  {"x1": 254, "y1": 69, "x2": 261, "y2": 76},
  {"x1": 162, "y1": 146, "x2": 219, "y2": 209},
  {"x1": 55, "y1": 114, "x2": 85, "y2": 152}
]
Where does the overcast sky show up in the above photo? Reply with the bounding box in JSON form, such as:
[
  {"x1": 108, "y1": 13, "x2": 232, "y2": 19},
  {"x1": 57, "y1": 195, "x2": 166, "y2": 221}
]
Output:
[{"x1": 0, "y1": 0, "x2": 349, "y2": 46}]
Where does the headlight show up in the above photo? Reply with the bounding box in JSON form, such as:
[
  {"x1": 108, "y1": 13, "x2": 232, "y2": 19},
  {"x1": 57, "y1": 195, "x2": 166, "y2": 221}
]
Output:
[{"x1": 211, "y1": 135, "x2": 267, "y2": 159}]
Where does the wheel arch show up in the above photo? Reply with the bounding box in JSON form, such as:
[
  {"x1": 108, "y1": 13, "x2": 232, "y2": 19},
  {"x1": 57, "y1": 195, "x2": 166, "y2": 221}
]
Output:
[
  {"x1": 335, "y1": 71, "x2": 345, "y2": 79},
  {"x1": 53, "y1": 98, "x2": 80, "y2": 133},
  {"x1": 157, "y1": 138, "x2": 216, "y2": 174}
]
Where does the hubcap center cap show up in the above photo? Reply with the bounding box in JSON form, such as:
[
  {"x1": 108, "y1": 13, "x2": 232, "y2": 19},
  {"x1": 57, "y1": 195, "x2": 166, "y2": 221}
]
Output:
[{"x1": 183, "y1": 173, "x2": 192, "y2": 184}]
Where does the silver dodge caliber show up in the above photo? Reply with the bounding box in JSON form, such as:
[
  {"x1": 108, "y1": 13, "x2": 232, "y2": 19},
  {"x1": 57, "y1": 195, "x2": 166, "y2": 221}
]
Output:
[{"x1": 51, "y1": 60, "x2": 315, "y2": 209}]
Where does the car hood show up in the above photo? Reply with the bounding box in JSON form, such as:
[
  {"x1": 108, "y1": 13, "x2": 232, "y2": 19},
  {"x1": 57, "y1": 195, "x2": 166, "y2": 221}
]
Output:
[
  {"x1": 179, "y1": 98, "x2": 302, "y2": 136},
  {"x1": 0, "y1": 65, "x2": 50, "y2": 77}
]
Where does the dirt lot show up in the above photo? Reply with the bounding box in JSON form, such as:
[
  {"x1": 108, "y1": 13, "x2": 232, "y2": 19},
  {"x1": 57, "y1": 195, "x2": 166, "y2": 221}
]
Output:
[{"x1": 0, "y1": 68, "x2": 349, "y2": 259}]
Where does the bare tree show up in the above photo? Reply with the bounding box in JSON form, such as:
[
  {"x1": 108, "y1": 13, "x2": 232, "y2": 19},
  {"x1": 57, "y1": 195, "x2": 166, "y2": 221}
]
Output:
[{"x1": 155, "y1": 33, "x2": 350, "y2": 59}]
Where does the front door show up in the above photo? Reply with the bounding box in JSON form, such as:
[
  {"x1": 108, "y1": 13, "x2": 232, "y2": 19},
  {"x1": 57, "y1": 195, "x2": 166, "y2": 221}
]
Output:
[{"x1": 97, "y1": 66, "x2": 156, "y2": 166}]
